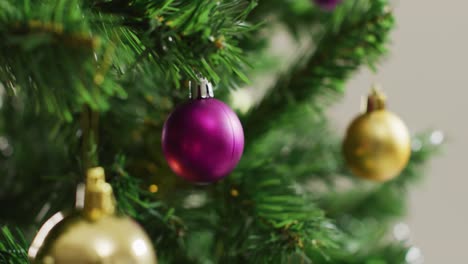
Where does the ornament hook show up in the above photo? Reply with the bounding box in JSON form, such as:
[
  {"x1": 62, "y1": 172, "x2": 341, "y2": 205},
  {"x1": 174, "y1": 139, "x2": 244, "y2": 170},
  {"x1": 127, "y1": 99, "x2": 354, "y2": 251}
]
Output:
[{"x1": 190, "y1": 77, "x2": 214, "y2": 99}]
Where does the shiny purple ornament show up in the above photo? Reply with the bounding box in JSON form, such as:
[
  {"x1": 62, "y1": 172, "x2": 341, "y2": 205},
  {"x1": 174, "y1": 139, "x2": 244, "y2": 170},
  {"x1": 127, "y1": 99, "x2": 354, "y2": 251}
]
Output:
[
  {"x1": 315, "y1": 0, "x2": 342, "y2": 11},
  {"x1": 162, "y1": 78, "x2": 244, "y2": 184}
]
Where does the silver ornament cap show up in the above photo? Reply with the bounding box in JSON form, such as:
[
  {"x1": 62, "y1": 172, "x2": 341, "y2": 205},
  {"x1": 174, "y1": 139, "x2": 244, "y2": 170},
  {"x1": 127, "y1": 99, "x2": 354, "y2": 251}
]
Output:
[{"x1": 190, "y1": 77, "x2": 214, "y2": 99}]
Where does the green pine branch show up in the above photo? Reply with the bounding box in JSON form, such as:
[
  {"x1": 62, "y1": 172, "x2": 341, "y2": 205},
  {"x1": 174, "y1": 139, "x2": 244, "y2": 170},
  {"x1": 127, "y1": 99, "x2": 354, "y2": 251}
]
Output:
[
  {"x1": 240, "y1": 105, "x2": 342, "y2": 184},
  {"x1": 91, "y1": 0, "x2": 258, "y2": 86},
  {"x1": 0, "y1": 0, "x2": 128, "y2": 121},
  {"x1": 249, "y1": 0, "x2": 327, "y2": 37},
  {"x1": 110, "y1": 157, "x2": 196, "y2": 263},
  {"x1": 214, "y1": 161, "x2": 341, "y2": 262},
  {"x1": 243, "y1": 0, "x2": 394, "y2": 145},
  {"x1": 0, "y1": 227, "x2": 28, "y2": 264},
  {"x1": 0, "y1": 0, "x2": 257, "y2": 121}
]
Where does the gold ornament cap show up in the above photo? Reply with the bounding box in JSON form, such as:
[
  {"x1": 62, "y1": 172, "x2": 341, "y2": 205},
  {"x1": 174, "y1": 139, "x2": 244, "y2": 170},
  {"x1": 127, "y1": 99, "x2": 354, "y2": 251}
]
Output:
[
  {"x1": 83, "y1": 167, "x2": 116, "y2": 221},
  {"x1": 365, "y1": 84, "x2": 386, "y2": 112}
]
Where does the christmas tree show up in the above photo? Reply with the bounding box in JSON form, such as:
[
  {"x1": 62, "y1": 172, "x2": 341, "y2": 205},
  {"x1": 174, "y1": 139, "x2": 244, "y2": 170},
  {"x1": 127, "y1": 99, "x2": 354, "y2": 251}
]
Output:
[{"x1": 0, "y1": 0, "x2": 440, "y2": 263}]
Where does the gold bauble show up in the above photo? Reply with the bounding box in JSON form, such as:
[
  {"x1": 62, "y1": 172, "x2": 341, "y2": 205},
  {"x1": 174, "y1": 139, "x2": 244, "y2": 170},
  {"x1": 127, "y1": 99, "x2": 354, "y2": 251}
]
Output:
[
  {"x1": 343, "y1": 88, "x2": 411, "y2": 182},
  {"x1": 29, "y1": 167, "x2": 157, "y2": 264}
]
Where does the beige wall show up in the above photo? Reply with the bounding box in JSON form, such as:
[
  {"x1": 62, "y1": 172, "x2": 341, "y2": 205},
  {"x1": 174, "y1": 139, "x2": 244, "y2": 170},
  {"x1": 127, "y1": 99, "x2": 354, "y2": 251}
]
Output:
[{"x1": 330, "y1": 0, "x2": 468, "y2": 262}]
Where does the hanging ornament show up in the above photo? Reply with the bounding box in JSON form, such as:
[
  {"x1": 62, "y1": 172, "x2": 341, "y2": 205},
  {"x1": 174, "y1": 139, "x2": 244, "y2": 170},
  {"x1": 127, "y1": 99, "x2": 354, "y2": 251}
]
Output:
[
  {"x1": 162, "y1": 78, "x2": 244, "y2": 184},
  {"x1": 342, "y1": 86, "x2": 411, "y2": 182},
  {"x1": 314, "y1": 0, "x2": 342, "y2": 11},
  {"x1": 28, "y1": 167, "x2": 157, "y2": 264}
]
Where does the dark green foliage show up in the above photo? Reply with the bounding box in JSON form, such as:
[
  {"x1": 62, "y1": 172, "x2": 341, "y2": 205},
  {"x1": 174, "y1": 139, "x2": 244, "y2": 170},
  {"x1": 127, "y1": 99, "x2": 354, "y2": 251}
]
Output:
[
  {"x1": 0, "y1": 0, "x2": 440, "y2": 263},
  {"x1": 0, "y1": 96, "x2": 79, "y2": 226}
]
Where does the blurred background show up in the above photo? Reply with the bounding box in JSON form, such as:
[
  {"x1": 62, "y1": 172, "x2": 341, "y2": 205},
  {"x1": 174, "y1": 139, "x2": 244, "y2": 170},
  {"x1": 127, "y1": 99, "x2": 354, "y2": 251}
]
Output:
[
  {"x1": 233, "y1": 0, "x2": 466, "y2": 261},
  {"x1": 329, "y1": 0, "x2": 467, "y2": 262}
]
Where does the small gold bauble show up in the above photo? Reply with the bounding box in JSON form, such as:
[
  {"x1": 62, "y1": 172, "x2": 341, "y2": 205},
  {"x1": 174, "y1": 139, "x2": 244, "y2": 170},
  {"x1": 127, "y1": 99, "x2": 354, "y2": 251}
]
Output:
[
  {"x1": 343, "y1": 88, "x2": 411, "y2": 182},
  {"x1": 29, "y1": 167, "x2": 157, "y2": 264}
]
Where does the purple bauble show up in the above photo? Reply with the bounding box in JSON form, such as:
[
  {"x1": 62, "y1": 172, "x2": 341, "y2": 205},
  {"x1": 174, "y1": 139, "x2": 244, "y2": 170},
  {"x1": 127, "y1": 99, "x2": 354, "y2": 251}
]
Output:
[
  {"x1": 162, "y1": 86, "x2": 244, "y2": 183},
  {"x1": 314, "y1": 0, "x2": 342, "y2": 11}
]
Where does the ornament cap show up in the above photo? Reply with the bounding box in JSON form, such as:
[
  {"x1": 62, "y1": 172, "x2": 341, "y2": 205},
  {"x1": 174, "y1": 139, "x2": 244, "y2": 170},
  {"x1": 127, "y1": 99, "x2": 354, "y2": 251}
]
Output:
[
  {"x1": 190, "y1": 77, "x2": 214, "y2": 99},
  {"x1": 83, "y1": 167, "x2": 116, "y2": 221},
  {"x1": 366, "y1": 84, "x2": 387, "y2": 112}
]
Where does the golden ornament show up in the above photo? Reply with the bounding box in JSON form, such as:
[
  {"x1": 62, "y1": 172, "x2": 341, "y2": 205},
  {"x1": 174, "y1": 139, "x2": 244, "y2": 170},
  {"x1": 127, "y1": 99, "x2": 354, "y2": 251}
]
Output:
[
  {"x1": 28, "y1": 167, "x2": 157, "y2": 264},
  {"x1": 343, "y1": 87, "x2": 411, "y2": 182}
]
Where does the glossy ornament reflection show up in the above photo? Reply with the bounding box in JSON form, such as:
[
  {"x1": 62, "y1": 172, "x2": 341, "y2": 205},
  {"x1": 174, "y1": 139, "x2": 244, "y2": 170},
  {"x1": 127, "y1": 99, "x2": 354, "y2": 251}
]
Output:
[{"x1": 29, "y1": 167, "x2": 157, "y2": 264}]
